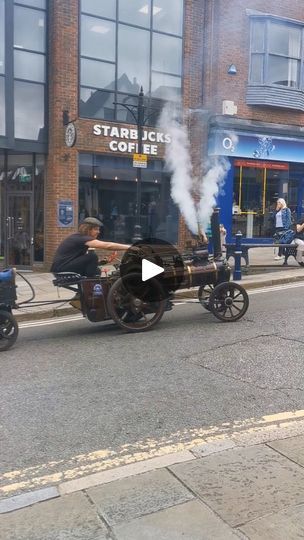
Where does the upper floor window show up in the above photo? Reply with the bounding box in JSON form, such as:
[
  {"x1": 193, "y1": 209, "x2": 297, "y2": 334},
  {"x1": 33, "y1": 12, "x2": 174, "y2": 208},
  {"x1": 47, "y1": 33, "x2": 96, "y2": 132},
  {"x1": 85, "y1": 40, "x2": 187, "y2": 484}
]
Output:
[
  {"x1": 250, "y1": 18, "x2": 303, "y2": 89},
  {"x1": 80, "y1": 0, "x2": 184, "y2": 123},
  {"x1": 0, "y1": 0, "x2": 5, "y2": 136}
]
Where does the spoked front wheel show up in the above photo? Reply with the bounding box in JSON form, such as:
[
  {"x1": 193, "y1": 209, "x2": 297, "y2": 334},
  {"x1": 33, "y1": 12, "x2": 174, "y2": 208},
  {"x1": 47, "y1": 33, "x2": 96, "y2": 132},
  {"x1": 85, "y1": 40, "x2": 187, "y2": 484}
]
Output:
[
  {"x1": 198, "y1": 283, "x2": 214, "y2": 311},
  {"x1": 0, "y1": 310, "x2": 19, "y2": 351},
  {"x1": 208, "y1": 282, "x2": 249, "y2": 322},
  {"x1": 107, "y1": 272, "x2": 166, "y2": 332}
]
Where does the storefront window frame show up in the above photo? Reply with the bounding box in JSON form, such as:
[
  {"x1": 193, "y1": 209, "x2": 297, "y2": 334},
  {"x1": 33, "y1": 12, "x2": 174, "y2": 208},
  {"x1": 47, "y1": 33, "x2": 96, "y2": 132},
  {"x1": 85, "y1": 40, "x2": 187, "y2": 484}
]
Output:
[
  {"x1": 79, "y1": 0, "x2": 184, "y2": 124},
  {"x1": 1, "y1": 0, "x2": 48, "y2": 151}
]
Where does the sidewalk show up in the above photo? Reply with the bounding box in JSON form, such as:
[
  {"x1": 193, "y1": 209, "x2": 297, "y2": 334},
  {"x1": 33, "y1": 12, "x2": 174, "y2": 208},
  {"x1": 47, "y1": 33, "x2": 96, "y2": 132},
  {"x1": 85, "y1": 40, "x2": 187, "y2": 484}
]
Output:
[
  {"x1": 12, "y1": 247, "x2": 304, "y2": 321},
  {"x1": 1, "y1": 413, "x2": 304, "y2": 539}
]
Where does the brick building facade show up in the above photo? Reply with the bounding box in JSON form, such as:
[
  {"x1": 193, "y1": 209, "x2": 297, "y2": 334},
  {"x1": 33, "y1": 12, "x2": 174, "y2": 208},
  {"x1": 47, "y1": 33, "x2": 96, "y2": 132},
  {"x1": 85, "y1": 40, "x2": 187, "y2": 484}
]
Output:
[{"x1": 1, "y1": 0, "x2": 304, "y2": 269}]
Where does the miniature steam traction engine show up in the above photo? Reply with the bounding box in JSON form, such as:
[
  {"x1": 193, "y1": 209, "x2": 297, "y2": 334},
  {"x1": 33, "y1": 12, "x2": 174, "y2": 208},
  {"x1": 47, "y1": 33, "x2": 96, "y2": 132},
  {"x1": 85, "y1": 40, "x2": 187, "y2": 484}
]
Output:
[{"x1": 0, "y1": 210, "x2": 249, "y2": 350}]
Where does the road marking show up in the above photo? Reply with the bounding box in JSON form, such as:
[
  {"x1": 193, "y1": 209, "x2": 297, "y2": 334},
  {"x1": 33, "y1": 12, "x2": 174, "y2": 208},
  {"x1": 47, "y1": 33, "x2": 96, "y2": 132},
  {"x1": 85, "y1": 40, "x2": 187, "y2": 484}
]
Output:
[
  {"x1": 1, "y1": 409, "x2": 304, "y2": 499},
  {"x1": 19, "y1": 315, "x2": 83, "y2": 329},
  {"x1": 18, "y1": 282, "x2": 304, "y2": 328}
]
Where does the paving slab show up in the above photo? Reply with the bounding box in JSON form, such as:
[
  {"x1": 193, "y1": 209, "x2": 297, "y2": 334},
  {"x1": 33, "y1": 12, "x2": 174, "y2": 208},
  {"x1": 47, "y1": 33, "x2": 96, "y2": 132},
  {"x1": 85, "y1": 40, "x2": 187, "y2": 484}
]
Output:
[
  {"x1": 268, "y1": 435, "x2": 304, "y2": 468},
  {"x1": 0, "y1": 492, "x2": 107, "y2": 540},
  {"x1": 87, "y1": 468, "x2": 194, "y2": 526},
  {"x1": 170, "y1": 445, "x2": 304, "y2": 527},
  {"x1": 0, "y1": 486, "x2": 59, "y2": 514},
  {"x1": 113, "y1": 499, "x2": 239, "y2": 540},
  {"x1": 240, "y1": 502, "x2": 304, "y2": 539}
]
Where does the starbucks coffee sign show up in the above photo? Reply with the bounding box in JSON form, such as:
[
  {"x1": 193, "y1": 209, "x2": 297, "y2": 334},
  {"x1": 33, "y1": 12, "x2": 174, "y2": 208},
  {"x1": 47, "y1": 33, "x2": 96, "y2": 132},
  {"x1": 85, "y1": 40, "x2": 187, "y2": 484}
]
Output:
[{"x1": 93, "y1": 124, "x2": 171, "y2": 156}]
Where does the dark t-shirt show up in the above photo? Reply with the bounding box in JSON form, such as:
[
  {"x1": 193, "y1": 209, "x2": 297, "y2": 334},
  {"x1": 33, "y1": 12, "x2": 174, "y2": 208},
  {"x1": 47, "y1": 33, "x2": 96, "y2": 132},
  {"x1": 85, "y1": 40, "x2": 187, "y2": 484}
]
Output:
[
  {"x1": 295, "y1": 219, "x2": 304, "y2": 240},
  {"x1": 51, "y1": 233, "x2": 92, "y2": 272}
]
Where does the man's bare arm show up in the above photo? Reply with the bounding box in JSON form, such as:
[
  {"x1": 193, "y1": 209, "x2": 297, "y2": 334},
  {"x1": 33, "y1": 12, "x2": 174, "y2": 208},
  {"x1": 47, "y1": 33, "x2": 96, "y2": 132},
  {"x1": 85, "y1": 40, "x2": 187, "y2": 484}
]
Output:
[{"x1": 85, "y1": 239, "x2": 131, "y2": 250}]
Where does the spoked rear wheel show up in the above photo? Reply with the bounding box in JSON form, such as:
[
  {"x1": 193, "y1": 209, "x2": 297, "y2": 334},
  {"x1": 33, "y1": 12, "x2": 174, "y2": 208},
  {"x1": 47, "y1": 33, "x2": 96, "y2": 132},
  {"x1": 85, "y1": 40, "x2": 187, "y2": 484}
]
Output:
[
  {"x1": 198, "y1": 284, "x2": 214, "y2": 311},
  {"x1": 209, "y1": 282, "x2": 249, "y2": 322},
  {"x1": 0, "y1": 310, "x2": 19, "y2": 351},
  {"x1": 107, "y1": 272, "x2": 166, "y2": 332}
]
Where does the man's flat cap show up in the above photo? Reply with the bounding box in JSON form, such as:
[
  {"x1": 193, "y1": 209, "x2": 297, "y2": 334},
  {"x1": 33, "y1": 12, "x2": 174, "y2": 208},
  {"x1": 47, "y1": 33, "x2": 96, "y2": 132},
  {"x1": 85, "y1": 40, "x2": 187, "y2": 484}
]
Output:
[{"x1": 83, "y1": 217, "x2": 102, "y2": 227}]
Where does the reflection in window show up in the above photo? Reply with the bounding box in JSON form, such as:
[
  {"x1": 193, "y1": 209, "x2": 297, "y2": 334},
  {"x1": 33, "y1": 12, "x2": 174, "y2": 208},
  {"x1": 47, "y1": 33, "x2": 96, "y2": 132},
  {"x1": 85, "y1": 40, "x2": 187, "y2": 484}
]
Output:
[
  {"x1": 118, "y1": 25, "x2": 150, "y2": 92},
  {"x1": 0, "y1": 77, "x2": 5, "y2": 136},
  {"x1": 119, "y1": 0, "x2": 151, "y2": 28},
  {"x1": 81, "y1": 58, "x2": 115, "y2": 90},
  {"x1": 152, "y1": 0, "x2": 183, "y2": 36},
  {"x1": 80, "y1": 0, "x2": 184, "y2": 122},
  {"x1": 81, "y1": 0, "x2": 116, "y2": 19},
  {"x1": 116, "y1": 94, "x2": 138, "y2": 122},
  {"x1": 250, "y1": 18, "x2": 302, "y2": 89},
  {"x1": 14, "y1": 81, "x2": 44, "y2": 140},
  {"x1": 15, "y1": 0, "x2": 46, "y2": 8},
  {"x1": 152, "y1": 33, "x2": 182, "y2": 75},
  {"x1": 0, "y1": 152, "x2": 3, "y2": 259},
  {"x1": 34, "y1": 154, "x2": 44, "y2": 262},
  {"x1": 14, "y1": 50, "x2": 45, "y2": 83},
  {"x1": 80, "y1": 88, "x2": 115, "y2": 120},
  {"x1": 0, "y1": 0, "x2": 4, "y2": 75},
  {"x1": 81, "y1": 15, "x2": 115, "y2": 62},
  {"x1": 268, "y1": 56, "x2": 299, "y2": 87},
  {"x1": 7, "y1": 154, "x2": 33, "y2": 191},
  {"x1": 151, "y1": 72, "x2": 181, "y2": 101},
  {"x1": 14, "y1": 7, "x2": 45, "y2": 53}
]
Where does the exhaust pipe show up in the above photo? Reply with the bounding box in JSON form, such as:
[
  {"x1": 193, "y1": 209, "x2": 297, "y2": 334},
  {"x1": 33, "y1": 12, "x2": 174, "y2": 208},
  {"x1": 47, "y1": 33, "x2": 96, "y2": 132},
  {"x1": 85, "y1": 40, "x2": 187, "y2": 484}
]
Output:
[{"x1": 211, "y1": 207, "x2": 222, "y2": 259}]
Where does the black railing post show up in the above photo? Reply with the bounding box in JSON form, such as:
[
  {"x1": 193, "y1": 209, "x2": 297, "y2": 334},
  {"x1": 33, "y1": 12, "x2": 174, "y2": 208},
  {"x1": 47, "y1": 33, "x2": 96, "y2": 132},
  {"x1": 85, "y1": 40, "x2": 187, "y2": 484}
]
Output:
[{"x1": 233, "y1": 231, "x2": 243, "y2": 280}]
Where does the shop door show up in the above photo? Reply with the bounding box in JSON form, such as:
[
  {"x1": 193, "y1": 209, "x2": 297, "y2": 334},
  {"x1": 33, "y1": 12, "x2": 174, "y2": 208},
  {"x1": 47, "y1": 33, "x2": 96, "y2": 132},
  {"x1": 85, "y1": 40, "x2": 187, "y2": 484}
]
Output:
[
  {"x1": 233, "y1": 161, "x2": 289, "y2": 238},
  {"x1": 6, "y1": 194, "x2": 33, "y2": 268}
]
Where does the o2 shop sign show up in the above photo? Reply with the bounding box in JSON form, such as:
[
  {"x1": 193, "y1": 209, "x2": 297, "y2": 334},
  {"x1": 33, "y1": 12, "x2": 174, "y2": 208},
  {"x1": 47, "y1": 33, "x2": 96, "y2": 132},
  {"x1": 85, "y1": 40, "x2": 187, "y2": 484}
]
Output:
[{"x1": 93, "y1": 124, "x2": 171, "y2": 155}]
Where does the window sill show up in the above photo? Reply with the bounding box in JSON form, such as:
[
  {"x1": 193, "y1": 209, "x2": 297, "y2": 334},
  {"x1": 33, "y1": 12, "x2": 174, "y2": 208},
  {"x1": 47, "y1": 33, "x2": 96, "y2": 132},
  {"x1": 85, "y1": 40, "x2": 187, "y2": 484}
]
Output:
[{"x1": 246, "y1": 85, "x2": 304, "y2": 112}]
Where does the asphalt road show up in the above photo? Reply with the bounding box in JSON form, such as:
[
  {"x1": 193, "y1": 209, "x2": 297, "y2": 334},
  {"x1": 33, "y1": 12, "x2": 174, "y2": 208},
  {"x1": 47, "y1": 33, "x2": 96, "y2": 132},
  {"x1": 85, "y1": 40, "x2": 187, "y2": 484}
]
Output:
[{"x1": 1, "y1": 283, "x2": 304, "y2": 497}]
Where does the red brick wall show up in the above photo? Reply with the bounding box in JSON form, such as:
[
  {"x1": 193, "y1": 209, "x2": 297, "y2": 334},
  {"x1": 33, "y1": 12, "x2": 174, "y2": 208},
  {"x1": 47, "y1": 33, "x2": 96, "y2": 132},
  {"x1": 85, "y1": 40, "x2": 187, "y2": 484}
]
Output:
[
  {"x1": 45, "y1": 0, "x2": 205, "y2": 264},
  {"x1": 46, "y1": 0, "x2": 79, "y2": 265},
  {"x1": 203, "y1": 0, "x2": 304, "y2": 125}
]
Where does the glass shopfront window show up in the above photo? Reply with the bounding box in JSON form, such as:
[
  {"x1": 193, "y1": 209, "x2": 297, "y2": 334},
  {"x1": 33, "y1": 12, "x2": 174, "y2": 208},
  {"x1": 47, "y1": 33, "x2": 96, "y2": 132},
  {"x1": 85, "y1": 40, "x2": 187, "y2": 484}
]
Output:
[
  {"x1": 0, "y1": 76, "x2": 5, "y2": 136},
  {"x1": 14, "y1": 6, "x2": 46, "y2": 52},
  {"x1": 79, "y1": 154, "x2": 179, "y2": 244},
  {"x1": 13, "y1": 1, "x2": 47, "y2": 142},
  {"x1": 14, "y1": 81, "x2": 45, "y2": 140},
  {"x1": 117, "y1": 25, "x2": 150, "y2": 92},
  {"x1": 0, "y1": 0, "x2": 4, "y2": 75},
  {"x1": 232, "y1": 161, "x2": 289, "y2": 238},
  {"x1": 80, "y1": 0, "x2": 184, "y2": 123},
  {"x1": 81, "y1": 0, "x2": 116, "y2": 19},
  {"x1": 0, "y1": 152, "x2": 4, "y2": 262},
  {"x1": 0, "y1": 153, "x2": 45, "y2": 268},
  {"x1": 152, "y1": 0, "x2": 184, "y2": 35},
  {"x1": 119, "y1": 0, "x2": 151, "y2": 28}
]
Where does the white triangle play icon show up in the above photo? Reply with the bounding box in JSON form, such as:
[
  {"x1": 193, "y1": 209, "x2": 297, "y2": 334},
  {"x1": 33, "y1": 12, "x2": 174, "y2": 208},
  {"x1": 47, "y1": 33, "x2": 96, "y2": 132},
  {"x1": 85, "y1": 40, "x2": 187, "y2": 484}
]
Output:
[{"x1": 142, "y1": 259, "x2": 164, "y2": 282}]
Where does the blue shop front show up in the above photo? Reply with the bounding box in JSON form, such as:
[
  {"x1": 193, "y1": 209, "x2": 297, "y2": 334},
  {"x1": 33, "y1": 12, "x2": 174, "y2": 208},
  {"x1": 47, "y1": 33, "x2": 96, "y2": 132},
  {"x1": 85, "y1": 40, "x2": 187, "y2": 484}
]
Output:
[{"x1": 209, "y1": 129, "x2": 304, "y2": 243}]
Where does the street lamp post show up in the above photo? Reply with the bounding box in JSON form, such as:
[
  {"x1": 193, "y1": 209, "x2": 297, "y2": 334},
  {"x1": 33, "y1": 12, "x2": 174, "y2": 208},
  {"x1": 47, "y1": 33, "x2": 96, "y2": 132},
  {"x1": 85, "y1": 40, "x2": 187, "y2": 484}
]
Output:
[
  {"x1": 114, "y1": 87, "x2": 147, "y2": 242},
  {"x1": 133, "y1": 87, "x2": 145, "y2": 242}
]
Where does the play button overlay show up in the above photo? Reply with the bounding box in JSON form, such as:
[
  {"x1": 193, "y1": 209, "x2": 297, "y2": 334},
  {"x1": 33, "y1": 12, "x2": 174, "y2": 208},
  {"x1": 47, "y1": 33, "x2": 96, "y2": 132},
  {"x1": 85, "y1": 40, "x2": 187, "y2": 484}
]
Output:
[
  {"x1": 142, "y1": 259, "x2": 164, "y2": 281},
  {"x1": 120, "y1": 237, "x2": 185, "y2": 302}
]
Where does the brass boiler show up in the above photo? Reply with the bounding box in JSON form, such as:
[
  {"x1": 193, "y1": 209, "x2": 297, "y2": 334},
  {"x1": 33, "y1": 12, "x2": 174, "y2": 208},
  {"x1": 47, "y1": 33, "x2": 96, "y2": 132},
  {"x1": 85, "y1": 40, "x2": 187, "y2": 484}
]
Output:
[{"x1": 162, "y1": 256, "x2": 231, "y2": 291}]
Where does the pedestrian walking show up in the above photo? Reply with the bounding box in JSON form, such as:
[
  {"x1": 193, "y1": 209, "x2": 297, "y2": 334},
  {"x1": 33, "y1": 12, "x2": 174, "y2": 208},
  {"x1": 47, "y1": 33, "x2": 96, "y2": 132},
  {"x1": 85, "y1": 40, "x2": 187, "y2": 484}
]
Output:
[{"x1": 273, "y1": 198, "x2": 292, "y2": 260}]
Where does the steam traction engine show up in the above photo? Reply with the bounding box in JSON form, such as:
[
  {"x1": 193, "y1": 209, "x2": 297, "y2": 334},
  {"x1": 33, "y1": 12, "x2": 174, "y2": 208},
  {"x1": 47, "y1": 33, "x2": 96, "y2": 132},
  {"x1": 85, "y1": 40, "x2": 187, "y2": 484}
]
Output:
[
  {"x1": 105, "y1": 209, "x2": 249, "y2": 331},
  {"x1": 0, "y1": 210, "x2": 249, "y2": 350}
]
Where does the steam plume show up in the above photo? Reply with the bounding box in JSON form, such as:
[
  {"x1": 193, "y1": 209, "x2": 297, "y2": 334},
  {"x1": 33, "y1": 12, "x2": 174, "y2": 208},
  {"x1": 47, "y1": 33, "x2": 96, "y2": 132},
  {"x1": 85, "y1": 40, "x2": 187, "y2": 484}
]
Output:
[
  {"x1": 158, "y1": 104, "x2": 198, "y2": 234},
  {"x1": 159, "y1": 103, "x2": 231, "y2": 234},
  {"x1": 198, "y1": 157, "x2": 230, "y2": 230}
]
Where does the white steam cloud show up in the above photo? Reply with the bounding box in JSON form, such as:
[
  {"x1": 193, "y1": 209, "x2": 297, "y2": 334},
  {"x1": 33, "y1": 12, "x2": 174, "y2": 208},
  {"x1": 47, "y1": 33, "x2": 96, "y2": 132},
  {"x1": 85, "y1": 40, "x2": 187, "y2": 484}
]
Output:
[
  {"x1": 158, "y1": 105, "x2": 198, "y2": 234},
  {"x1": 198, "y1": 157, "x2": 230, "y2": 230},
  {"x1": 159, "y1": 103, "x2": 231, "y2": 234}
]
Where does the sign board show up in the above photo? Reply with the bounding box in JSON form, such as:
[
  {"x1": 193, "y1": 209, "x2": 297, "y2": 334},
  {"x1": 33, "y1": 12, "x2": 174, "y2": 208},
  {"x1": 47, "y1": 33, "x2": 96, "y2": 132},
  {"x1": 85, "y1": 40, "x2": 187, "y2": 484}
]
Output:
[
  {"x1": 58, "y1": 199, "x2": 74, "y2": 228},
  {"x1": 234, "y1": 160, "x2": 289, "y2": 170},
  {"x1": 20, "y1": 174, "x2": 31, "y2": 184},
  {"x1": 133, "y1": 153, "x2": 147, "y2": 168}
]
